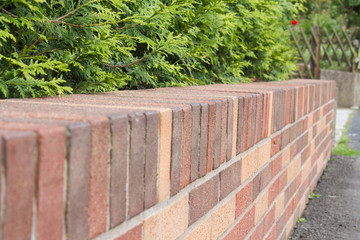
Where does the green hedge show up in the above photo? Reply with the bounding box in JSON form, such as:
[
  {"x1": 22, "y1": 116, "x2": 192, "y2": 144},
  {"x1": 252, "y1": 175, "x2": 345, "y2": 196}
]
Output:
[{"x1": 0, "y1": 0, "x2": 304, "y2": 98}]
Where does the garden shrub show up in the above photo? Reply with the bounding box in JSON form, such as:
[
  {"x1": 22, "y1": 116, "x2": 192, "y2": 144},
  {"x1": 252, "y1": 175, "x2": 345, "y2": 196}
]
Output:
[{"x1": 0, "y1": 0, "x2": 304, "y2": 98}]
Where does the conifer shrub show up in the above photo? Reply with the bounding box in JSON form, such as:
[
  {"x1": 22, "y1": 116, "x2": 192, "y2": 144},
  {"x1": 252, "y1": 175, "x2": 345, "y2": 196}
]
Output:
[{"x1": 0, "y1": 0, "x2": 304, "y2": 98}]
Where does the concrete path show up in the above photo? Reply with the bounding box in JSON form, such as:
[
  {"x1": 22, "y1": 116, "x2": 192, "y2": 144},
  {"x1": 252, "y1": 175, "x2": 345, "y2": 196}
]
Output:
[
  {"x1": 290, "y1": 109, "x2": 360, "y2": 240},
  {"x1": 335, "y1": 108, "x2": 354, "y2": 145}
]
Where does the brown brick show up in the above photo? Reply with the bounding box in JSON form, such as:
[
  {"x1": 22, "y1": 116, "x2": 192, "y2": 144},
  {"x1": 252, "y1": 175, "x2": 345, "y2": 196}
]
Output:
[
  {"x1": 213, "y1": 100, "x2": 222, "y2": 169},
  {"x1": 260, "y1": 164, "x2": 272, "y2": 192},
  {"x1": 189, "y1": 175, "x2": 219, "y2": 225},
  {"x1": 170, "y1": 108, "x2": 183, "y2": 196},
  {"x1": 236, "y1": 180, "x2": 253, "y2": 218},
  {"x1": 253, "y1": 172, "x2": 261, "y2": 201},
  {"x1": 271, "y1": 133, "x2": 282, "y2": 157},
  {"x1": 2, "y1": 131, "x2": 37, "y2": 240},
  {"x1": 250, "y1": 222, "x2": 264, "y2": 240},
  {"x1": 88, "y1": 117, "x2": 110, "y2": 238},
  {"x1": 114, "y1": 224, "x2": 142, "y2": 240},
  {"x1": 128, "y1": 113, "x2": 146, "y2": 218},
  {"x1": 220, "y1": 160, "x2": 242, "y2": 200},
  {"x1": 191, "y1": 104, "x2": 201, "y2": 182},
  {"x1": 199, "y1": 103, "x2": 208, "y2": 178},
  {"x1": 181, "y1": 106, "x2": 192, "y2": 189},
  {"x1": 110, "y1": 115, "x2": 129, "y2": 227},
  {"x1": 271, "y1": 154, "x2": 282, "y2": 178},
  {"x1": 281, "y1": 128, "x2": 290, "y2": 150},
  {"x1": 145, "y1": 112, "x2": 159, "y2": 208},
  {"x1": 236, "y1": 97, "x2": 244, "y2": 154},
  {"x1": 220, "y1": 99, "x2": 228, "y2": 165},
  {"x1": 66, "y1": 123, "x2": 91, "y2": 240},
  {"x1": 226, "y1": 99, "x2": 234, "y2": 161},
  {"x1": 206, "y1": 102, "x2": 216, "y2": 173}
]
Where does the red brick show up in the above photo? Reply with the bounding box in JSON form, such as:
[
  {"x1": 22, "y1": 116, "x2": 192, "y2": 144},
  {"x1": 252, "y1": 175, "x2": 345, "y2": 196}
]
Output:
[
  {"x1": 189, "y1": 175, "x2": 219, "y2": 225},
  {"x1": 271, "y1": 133, "x2": 282, "y2": 157},
  {"x1": 66, "y1": 123, "x2": 91, "y2": 240},
  {"x1": 279, "y1": 171, "x2": 288, "y2": 192},
  {"x1": 36, "y1": 127, "x2": 66, "y2": 240},
  {"x1": 128, "y1": 113, "x2": 146, "y2": 218},
  {"x1": 88, "y1": 117, "x2": 111, "y2": 238},
  {"x1": 250, "y1": 221, "x2": 264, "y2": 240},
  {"x1": 2, "y1": 131, "x2": 37, "y2": 240},
  {"x1": 268, "y1": 178, "x2": 280, "y2": 204},
  {"x1": 224, "y1": 206, "x2": 255, "y2": 240},
  {"x1": 145, "y1": 112, "x2": 159, "y2": 208},
  {"x1": 170, "y1": 109, "x2": 183, "y2": 196},
  {"x1": 266, "y1": 226, "x2": 277, "y2": 240},
  {"x1": 110, "y1": 115, "x2": 129, "y2": 227},
  {"x1": 220, "y1": 160, "x2": 242, "y2": 200},
  {"x1": 191, "y1": 104, "x2": 201, "y2": 182},
  {"x1": 271, "y1": 154, "x2": 282, "y2": 178},
  {"x1": 115, "y1": 224, "x2": 142, "y2": 240},
  {"x1": 236, "y1": 181, "x2": 253, "y2": 218},
  {"x1": 264, "y1": 206, "x2": 275, "y2": 233},
  {"x1": 0, "y1": 123, "x2": 66, "y2": 240}
]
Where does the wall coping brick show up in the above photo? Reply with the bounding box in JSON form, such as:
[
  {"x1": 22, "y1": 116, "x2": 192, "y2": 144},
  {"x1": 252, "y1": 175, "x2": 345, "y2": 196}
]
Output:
[{"x1": 0, "y1": 79, "x2": 335, "y2": 240}]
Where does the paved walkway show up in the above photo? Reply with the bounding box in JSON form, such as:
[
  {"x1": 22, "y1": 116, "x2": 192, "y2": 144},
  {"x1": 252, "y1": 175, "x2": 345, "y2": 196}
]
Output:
[{"x1": 290, "y1": 108, "x2": 360, "y2": 240}]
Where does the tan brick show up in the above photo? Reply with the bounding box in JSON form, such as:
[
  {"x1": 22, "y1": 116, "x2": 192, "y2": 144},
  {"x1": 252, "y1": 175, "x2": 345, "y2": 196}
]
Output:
[
  {"x1": 144, "y1": 195, "x2": 188, "y2": 240},
  {"x1": 241, "y1": 150, "x2": 256, "y2": 183},
  {"x1": 232, "y1": 97, "x2": 238, "y2": 158},
  {"x1": 287, "y1": 156, "x2": 301, "y2": 183},
  {"x1": 255, "y1": 190, "x2": 269, "y2": 224},
  {"x1": 285, "y1": 215, "x2": 294, "y2": 237},
  {"x1": 257, "y1": 139, "x2": 271, "y2": 171},
  {"x1": 158, "y1": 109, "x2": 172, "y2": 202},
  {"x1": 275, "y1": 192, "x2": 285, "y2": 220},
  {"x1": 211, "y1": 197, "x2": 236, "y2": 239},
  {"x1": 307, "y1": 127, "x2": 313, "y2": 142},
  {"x1": 300, "y1": 195, "x2": 307, "y2": 213},
  {"x1": 302, "y1": 159, "x2": 312, "y2": 182},
  {"x1": 184, "y1": 218, "x2": 211, "y2": 240},
  {"x1": 281, "y1": 146, "x2": 291, "y2": 169},
  {"x1": 316, "y1": 117, "x2": 326, "y2": 133},
  {"x1": 241, "y1": 139, "x2": 271, "y2": 184}
]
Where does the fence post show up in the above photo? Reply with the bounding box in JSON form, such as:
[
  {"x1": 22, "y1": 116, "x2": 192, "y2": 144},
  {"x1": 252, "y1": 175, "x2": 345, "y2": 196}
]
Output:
[
  {"x1": 310, "y1": 25, "x2": 317, "y2": 78},
  {"x1": 316, "y1": 27, "x2": 322, "y2": 79}
]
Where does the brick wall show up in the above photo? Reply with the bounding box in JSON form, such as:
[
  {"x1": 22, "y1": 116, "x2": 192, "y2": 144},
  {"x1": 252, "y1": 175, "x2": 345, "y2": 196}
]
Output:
[{"x1": 0, "y1": 79, "x2": 335, "y2": 240}]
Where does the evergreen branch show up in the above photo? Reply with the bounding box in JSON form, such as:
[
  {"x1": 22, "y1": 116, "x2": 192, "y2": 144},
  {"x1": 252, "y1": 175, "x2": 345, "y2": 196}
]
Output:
[
  {"x1": 55, "y1": 0, "x2": 97, "y2": 21},
  {"x1": 26, "y1": 48, "x2": 57, "y2": 58},
  {"x1": 116, "y1": 23, "x2": 140, "y2": 30},
  {"x1": 104, "y1": 57, "x2": 147, "y2": 68},
  {"x1": 50, "y1": 20, "x2": 102, "y2": 27},
  {"x1": 182, "y1": 59, "x2": 193, "y2": 78},
  {"x1": 1, "y1": 8, "x2": 17, "y2": 18},
  {"x1": 104, "y1": 48, "x2": 162, "y2": 68}
]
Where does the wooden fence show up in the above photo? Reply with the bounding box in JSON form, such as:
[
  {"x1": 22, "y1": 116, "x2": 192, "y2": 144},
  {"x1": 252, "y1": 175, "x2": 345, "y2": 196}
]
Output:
[{"x1": 290, "y1": 25, "x2": 360, "y2": 79}]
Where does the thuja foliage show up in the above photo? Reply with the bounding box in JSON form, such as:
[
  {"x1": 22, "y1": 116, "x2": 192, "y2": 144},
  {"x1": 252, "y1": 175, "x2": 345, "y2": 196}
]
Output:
[{"x1": 0, "y1": 0, "x2": 304, "y2": 98}]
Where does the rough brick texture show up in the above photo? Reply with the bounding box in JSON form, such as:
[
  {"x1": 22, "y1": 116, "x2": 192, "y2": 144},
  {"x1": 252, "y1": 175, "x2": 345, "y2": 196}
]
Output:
[{"x1": 0, "y1": 79, "x2": 335, "y2": 240}]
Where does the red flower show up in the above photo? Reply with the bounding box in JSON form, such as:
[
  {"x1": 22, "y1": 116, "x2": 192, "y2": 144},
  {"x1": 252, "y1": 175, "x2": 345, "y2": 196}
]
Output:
[{"x1": 291, "y1": 20, "x2": 298, "y2": 25}]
